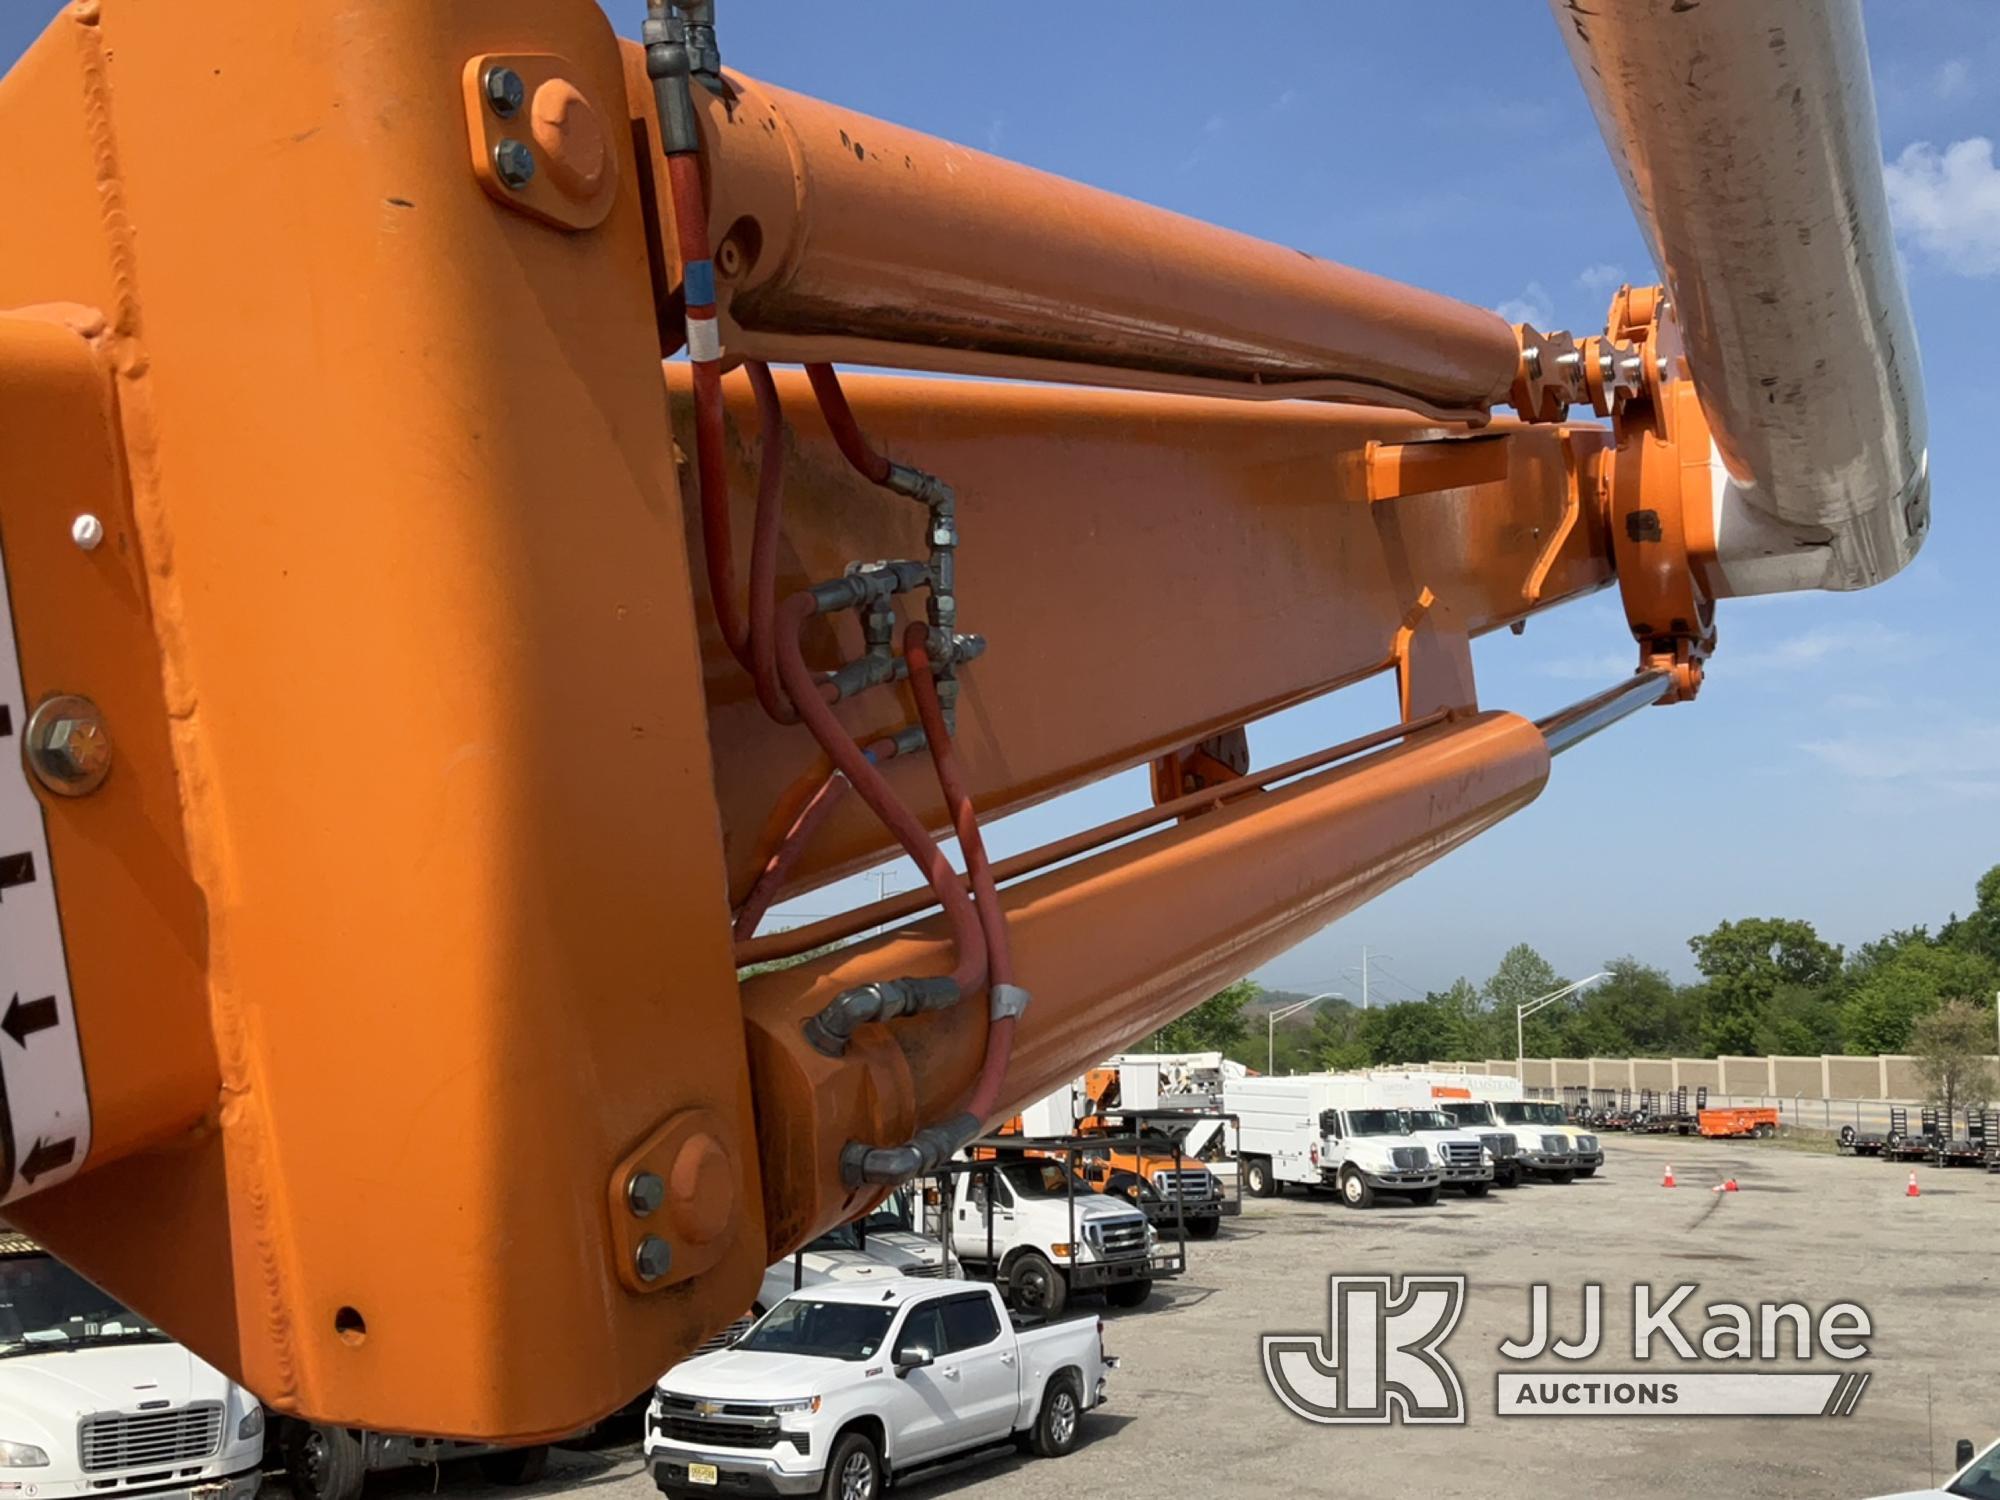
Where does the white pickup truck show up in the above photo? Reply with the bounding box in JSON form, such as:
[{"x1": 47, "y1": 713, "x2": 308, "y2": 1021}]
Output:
[
  {"x1": 0, "y1": 1232, "x2": 264, "y2": 1500},
  {"x1": 646, "y1": 1278, "x2": 1112, "y2": 1499}
]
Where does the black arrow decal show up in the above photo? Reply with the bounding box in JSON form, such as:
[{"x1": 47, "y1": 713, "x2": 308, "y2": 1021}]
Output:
[
  {"x1": 0, "y1": 851, "x2": 31, "y2": 900},
  {"x1": 19, "y1": 1137, "x2": 75, "y2": 1184},
  {"x1": 1, "y1": 994, "x2": 56, "y2": 1049}
]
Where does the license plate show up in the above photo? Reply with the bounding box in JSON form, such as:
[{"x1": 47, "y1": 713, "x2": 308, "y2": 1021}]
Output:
[{"x1": 688, "y1": 1462, "x2": 718, "y2": 1486}]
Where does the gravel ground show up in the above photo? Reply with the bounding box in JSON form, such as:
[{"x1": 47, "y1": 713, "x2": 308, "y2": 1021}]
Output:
[{"x1": 288, "y1": 1135, "x2": 2000, "y2": 1500}]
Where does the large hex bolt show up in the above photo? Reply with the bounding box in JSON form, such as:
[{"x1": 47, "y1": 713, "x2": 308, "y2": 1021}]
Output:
[
  {"x1": 483, "y1": 65, "x2": 525, "y2": 119},
  {"x1": 25, "y1": 694, "x2": 112, "y2": 796},
  {"x1": 634, "y1": 1236, "x2": 673, "y2": 1283},
  {"x1": 493, "y1": 139, "x2": 536, "y2": 190}
]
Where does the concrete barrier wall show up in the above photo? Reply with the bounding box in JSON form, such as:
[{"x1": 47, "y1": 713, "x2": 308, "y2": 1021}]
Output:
[{"x1": 1426, "y1": 1052, "x2": 1998, "y2": 1104}]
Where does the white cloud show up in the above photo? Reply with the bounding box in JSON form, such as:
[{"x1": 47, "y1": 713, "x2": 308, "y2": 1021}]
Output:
[
  {"x1": 1494, "y1": 281, "x2": 1554, "y2": 328},
  {"x1": 1800, "y1": 722, "x2": 2000, "y2": 801},
  {"x1": 1934, "y1": 58, "x2": 1973, "y2": 102},
  {"x1": 1883, "y1": 137, "x2": 2000, "y2": 276},
  {"x1": 1725, "y1": 622, "x2": 1932, "y2": 676},
  {"x1": 1576, "y1": 263, "x2": 1626, "y2": 292}
]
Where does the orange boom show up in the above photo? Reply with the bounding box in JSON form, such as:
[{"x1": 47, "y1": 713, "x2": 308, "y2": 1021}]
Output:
[{"x1": 0, "y1": 0, "x2": 1923, "y2": 1441}]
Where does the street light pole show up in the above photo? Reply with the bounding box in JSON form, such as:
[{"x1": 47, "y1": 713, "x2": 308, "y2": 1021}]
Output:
[
  {"x1": 1267, "y1": 991, "x2": 1344, "y2": 1073},
  {"x1": 1515, "y1": 972, "x2": 1612, "y2": 1083}
]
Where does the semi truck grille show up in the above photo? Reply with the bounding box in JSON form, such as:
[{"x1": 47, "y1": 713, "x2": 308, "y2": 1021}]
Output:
[
  {"x1": 79, "y1": 1404, "x2": 223, "y2": 1473},
  {"x1": 1390, "y1": 1147, "x2": 1428, "y2": 1171},
  {"x1": 1440, "y1": 1142, "x2": 1481, "y2": 1167},
  {"x1": 1096, "y1": 1219, "x2": 1148, "y2": 1257},
  {"x1": 1576, "y1": 1134, "x2": 1600, "y2": 1152},
  {"x1": 1481, "y1": 1132, "x2": 1517, "y2": 1157},
  {"x1": 904, "y1": 1262, "x2": 946, "y2": 1278},
  {"x1": 1151, "y1": 1170, "x2": 1217, "y2": 1202},
  {"x1": 1541, "y1": 1134, "x2": 1568, "y2": 1153}
]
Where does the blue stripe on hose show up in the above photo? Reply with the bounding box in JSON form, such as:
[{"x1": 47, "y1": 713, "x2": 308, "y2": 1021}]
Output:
[{"x1": 684, "y1": 258, "x2": 717, "y2": 307}]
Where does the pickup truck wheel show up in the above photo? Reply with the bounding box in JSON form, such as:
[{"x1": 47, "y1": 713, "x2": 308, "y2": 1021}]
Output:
[
  {"x1": 1104, "y1": 1278, "x2": 1151, "y2": 1309},
  {"x1": 1009, "y1": 1252, "x2": 1068, "y2": 1318},
  {"x1": 1244, "y1": 1158, "x2": 1274, "y2": 1198},
  {"x1": 1187, "y1": 1217, "x2": 1221, "y2": 1240},
  {"x1": 821, "y1": 1431, "x2": 881, "y2": 1500},
  {"x1": 477, "y1": 1446, "x2": 549, "y2": 1486},
  {"x1": 1029, "y1": 1374, "x2": 1084, "y2": 1458},
  {"x1": 285, "y1": 1424, "x2": 367, "y2": 1500},
  {"x1": 1338, "y1": 1167, "x2": 1375, "y2": 1209}
]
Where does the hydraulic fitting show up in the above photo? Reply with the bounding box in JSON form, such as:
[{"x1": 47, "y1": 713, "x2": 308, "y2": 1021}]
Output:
[
  {"x1": 802, "y1": 975, "x2": 963, "y2": 1057},
  {"x1": 840, "y1": 1112, "x2": 982, "y2": 1187}
]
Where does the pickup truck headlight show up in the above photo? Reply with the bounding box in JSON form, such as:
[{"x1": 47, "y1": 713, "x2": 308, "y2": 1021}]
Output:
[
  {"x1": 0, "y1": 1442, "x2": 48, "y2": 1468},
  {"x1": 1481, "y1": 1148, "x2": 1493, "y2": 1165},
  {"x1": 768, "y1": 1397, "x2": 821, "y2": 1416},
  {"x1": 237, "y1": 1406, "x2": 265, "y2": 1441}
]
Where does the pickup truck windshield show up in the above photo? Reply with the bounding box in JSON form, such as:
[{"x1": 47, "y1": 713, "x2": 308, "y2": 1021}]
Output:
[
  {"x1": 1948, "y1": 1444, "x2": 2000, "y2": 1499},
  {"x1": 999, "y1": 1161, "x2": 1086, "y2": 1200},
  {"x1": 1439, "y1": 1102, "x2": 1493, "y2": 1127},
  {"x1": 1495, "y1": 1103, "x2": 1566, "y2": 1127},
  {"x1": 1345, "y1": 1110, "x2": 1409, "y2": 1136},
  {"x1": 1407, "y1": 1110, "x2": 1458, "y2": 1131},
  {"x1": 736, "y1": 1299, "x2": 897, "y2": 1362},
  {"x1": 0, "y1": 1253, "x2": 171, "y2": 1358}
]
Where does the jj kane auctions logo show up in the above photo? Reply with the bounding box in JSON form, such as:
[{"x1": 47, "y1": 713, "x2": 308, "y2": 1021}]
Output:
[{"x1": 1263, "y1": 1276, "x2": 1873, "y2": 1423}]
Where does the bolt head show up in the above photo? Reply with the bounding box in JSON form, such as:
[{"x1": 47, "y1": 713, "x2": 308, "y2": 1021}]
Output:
[
  {"x1": 71, "y1": 514, "x2": 104, "y2": 551},
  {"x1": 25, "y1": 694, "x2": 111, "y2": 796},
  {"x1": 484, "y1": 65, "x2": 526, "y2": 119},
  {"x1": 493, "y1": 138, "x2": 536, "y2": 190},
  {"x1": 635, "y1": 1235, "x2": 673, "y2": 1282},
  {"x1": 625, "y1": 1170, "x2": 666, "y2": 1218}
]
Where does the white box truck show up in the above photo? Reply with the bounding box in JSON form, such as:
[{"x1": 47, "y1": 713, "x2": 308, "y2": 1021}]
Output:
[{"x1": 1224, "y1": 1076, "x2": 1442, "y2": 1208}]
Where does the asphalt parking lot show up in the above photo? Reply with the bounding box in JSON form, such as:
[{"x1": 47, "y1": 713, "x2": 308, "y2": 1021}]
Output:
[{"x1": 288, "y1": 1135, "x2": 2000, "y2": 1500}]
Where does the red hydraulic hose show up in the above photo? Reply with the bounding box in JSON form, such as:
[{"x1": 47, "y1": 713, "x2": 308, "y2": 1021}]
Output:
[
  {"x1": 745, "y1": 361, "x2": 838, "y2": 722},
  {"x1": 731, "y1": 734, "x2": 909, "y2": 943},
  {"x1": 903, "y1": 624, "x2": 1015, "y2": 1122},
  {"x1": 805, "y1": 363, "x2": 893, "y2": 485},
  {"x1": 775, "y1": 594, "x2": 986, "y2": 998},
  {"x1": 666, "y1": 151, "x2": 752, "y2": 673}
]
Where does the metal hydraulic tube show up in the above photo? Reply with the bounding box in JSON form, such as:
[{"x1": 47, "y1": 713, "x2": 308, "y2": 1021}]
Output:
[
  {"x1": 634, "y1": 59, "x2": 1522, "y2": 422},
  {"x1": 1551, "y1": 0, "x2": 1927, "y2": 595},
  {"x1": 738, "y1": 710, "x2": 1550, "y2": 1254}
]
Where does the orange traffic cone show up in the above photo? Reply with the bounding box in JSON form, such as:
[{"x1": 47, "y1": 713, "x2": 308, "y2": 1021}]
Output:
[
  {"x1": 1724, "y1": 1178, "x2": 1740, "y2": 1193},
  {"x1": 1662, "y1": 1164, "x2": 1675, "y2": 1188},
  {"x1": 1906, "y1": 1172, "x2": 1920, "y2": 1198}
]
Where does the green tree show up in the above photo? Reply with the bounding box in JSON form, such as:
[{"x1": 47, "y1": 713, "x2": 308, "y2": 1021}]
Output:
[
  {"x1": 1484, "y1": 943, "x2": 1570, "y2": 1058},
  {"x1": 1942, "y1": 865, "x2": 2000, "y2": 966},
  {"x1": 1753, "y1": 982, "x2": 1842, "y2": 1055},
  {"x1": 1155, "y1": 979, "x2": 1257, "y2": 1053},
  {"x1": 1687, "y1": 918, "x2": 1841, "y2": 1054},
  {"x1": 1840, "y1": 943, "x2": 2000, "y2": 1054},
  {"x1": 1910, "y1": 998, "x2": 1998, "y2": 1123},
  {"x1": 1565, "y1": 958, "x2": 1700, "y2": 1056},
  {"x1": 1358, "y1": 998, "x2": 1464, "y2": 1065}
]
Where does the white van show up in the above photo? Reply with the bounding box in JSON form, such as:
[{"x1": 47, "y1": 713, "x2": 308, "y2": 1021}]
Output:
[{"x1": 0, "y1": 1232, "x2": 264, "y2": 1500}]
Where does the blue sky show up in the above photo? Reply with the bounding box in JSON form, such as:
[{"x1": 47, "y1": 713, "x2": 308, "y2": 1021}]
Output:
[{"x1": 4, "y1": 3, "x2": 1993, "y2": 1000}]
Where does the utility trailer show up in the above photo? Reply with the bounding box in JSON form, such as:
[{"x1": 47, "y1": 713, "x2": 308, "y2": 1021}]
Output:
[
  {"x1": 1837, "y1": 1123, "x2": 1888, "y2": 1157},
  {"x1": 1698, "y1": 1107, "x2": 1779, "y2": 1139},
  {"x1": 1882, "y1": 1107, "x2": 1941, "y2": 1164},
  {"x1": 1934, "y1": 1111, "x2": 1987, "y2": 1168}
]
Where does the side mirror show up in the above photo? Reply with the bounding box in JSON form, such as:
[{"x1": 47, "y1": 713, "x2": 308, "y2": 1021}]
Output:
[
  {"x1": 894, "y1": 1347, "x2": 934, "y2": 1378},
  {"x1": 1957, "y1": 1438, "x2": 1975, "y2": 1470}
]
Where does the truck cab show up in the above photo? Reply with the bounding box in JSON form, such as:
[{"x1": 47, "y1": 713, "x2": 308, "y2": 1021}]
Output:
[
  {"x1": 948, "y1": 1158, "x2": 1166, "y2": 1316},
  {"x1": 1315, "y1": 1106, "x2": 1442, "y2": 1208},
  {"x1": 1397, "y1": 1108, "x2": 1498, "y2": 1196},
  {"x1": 758, "y1": 1223, "x2": 940, "y2": 1315},
  {"x1": 0, "y1": 1233, "x2": 265, "y2": 1500},
  {"x1": 1492, "y1": 1099, "x2": 1603, "y2": 1179}
]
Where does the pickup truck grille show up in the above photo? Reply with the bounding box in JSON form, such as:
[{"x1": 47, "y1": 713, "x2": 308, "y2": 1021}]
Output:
[
  {"x1": 1096, "y1": 1219, "x2": 1148, "y2": 1257},
  {"x1": 1150, "y1": 1169, "x2": 1217, "y2": 1202},
  {"x1": 1439, "y1": 1142, "x2": 1481, "y2": 1167},
  {"x1": 661, "y1": 1416, "x2": 784, "y2": 1451},
  {"x1": 1390, "y1": 1147, "x2": 1428, "y2": 1171},
  {"x1": 79, "y1": 1404, "x2": 223, "y2": 1473}
]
